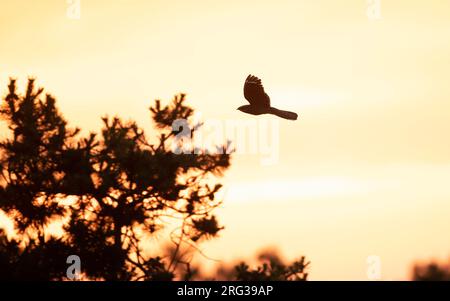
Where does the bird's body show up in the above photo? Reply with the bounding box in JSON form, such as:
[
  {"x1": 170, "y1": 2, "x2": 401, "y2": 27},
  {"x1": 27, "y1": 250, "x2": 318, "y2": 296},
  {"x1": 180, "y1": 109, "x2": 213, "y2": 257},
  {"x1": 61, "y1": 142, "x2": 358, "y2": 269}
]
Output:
[{"x1": 238, "y1": 75, "x2": 298, "y2": 120}]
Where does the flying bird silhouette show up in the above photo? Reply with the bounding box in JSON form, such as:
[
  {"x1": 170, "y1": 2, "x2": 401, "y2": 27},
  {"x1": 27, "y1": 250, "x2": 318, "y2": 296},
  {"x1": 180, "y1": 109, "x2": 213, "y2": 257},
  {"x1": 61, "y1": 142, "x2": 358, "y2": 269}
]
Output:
[{"x1": 238, "y1": 75, "x2": 298, "y2": 120}]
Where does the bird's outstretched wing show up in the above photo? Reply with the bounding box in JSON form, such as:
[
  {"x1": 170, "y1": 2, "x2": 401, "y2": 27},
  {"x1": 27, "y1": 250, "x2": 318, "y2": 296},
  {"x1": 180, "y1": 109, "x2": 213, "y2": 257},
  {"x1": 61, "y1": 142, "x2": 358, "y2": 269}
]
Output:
[{"x1": 244, "y1": 75, "x2": 270, "y2": 108}]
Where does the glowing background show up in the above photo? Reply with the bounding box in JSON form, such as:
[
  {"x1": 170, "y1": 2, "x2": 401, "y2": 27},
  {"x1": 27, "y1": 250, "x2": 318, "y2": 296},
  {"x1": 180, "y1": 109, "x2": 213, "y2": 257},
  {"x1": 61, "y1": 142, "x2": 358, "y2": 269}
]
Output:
[{"x1": 1, "y1": 0, "x2": 450, "y2": 279}]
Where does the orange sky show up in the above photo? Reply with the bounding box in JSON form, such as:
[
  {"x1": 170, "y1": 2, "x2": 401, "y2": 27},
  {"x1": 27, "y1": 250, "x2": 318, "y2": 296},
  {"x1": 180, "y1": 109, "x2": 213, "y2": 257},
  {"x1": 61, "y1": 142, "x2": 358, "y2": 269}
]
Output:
[{"x1": 1, "y1": 0, "x2": 450, "y2": 280}]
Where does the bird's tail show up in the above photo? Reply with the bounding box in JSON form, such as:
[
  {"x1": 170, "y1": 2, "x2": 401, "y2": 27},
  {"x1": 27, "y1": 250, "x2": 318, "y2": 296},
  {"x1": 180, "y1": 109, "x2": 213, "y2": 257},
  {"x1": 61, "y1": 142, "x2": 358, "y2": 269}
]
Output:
[{"x1": 269, "y1": 107, "x2": 298, "y2": 120}]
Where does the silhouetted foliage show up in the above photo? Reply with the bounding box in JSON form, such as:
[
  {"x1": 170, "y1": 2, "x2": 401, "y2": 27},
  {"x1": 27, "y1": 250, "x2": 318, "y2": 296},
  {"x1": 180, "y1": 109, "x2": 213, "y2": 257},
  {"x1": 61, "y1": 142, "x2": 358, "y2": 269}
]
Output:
[
  {"x1": 0, "y1": 229, "x2": 69, "y2": 281},
  {"x1": 0, "y1": 78, "x2": 231, "y2": 280},
  {"x1": 200, "y1": 248, "x2": 309, "y2": 281},
  {"x1": 0, "y1": 78, "x2": 309, "y2": 281},
  {"x1": 412, "y1": 260, "x2": 450, "y2": 281},
  {"x1": 234, "y1": 258, "x2": 309, "y2": 281}
]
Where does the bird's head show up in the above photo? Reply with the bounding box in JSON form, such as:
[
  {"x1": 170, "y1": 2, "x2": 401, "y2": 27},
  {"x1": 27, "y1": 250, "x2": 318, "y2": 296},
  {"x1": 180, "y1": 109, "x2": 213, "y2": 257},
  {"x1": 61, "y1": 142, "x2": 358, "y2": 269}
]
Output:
[{"x1": 237, "y1": 105, "x2": 252, "y2": 114}]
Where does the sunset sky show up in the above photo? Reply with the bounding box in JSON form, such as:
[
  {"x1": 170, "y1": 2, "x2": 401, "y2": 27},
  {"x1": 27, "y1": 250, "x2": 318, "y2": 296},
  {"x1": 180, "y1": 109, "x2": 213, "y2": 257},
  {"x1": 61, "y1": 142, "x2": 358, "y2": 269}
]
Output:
[{"x1": 1, "y1": 0, "x2": 450, "y2": 280}]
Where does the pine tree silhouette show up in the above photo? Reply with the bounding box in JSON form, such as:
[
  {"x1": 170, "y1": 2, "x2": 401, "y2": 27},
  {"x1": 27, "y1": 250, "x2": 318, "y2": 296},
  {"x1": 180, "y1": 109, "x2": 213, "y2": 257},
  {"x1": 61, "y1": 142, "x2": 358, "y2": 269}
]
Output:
[
  {"x1": 0, "y1": 78, "x2": 309, "y2": 281},
  {"x1": 0, "y1": 78, "x2": 230, "y2": 280}
]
